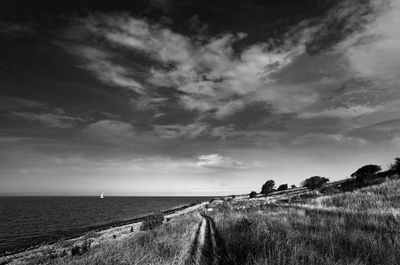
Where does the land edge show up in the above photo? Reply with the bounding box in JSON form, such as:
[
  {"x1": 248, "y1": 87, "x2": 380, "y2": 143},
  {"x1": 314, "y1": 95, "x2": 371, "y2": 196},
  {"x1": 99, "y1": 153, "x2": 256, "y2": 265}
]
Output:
[{"x1": 0, "y1": 200, "x2": 210, "y2": 264}]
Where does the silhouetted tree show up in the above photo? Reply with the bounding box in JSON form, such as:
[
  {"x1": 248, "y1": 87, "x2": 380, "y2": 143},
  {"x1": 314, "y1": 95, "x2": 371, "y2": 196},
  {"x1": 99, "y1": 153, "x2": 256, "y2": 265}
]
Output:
[
  {"x1": 277, "y1": 184, "x2": 288, "y2": 191},
  {"x1": 261, "y1": 180, "x2": 275, "y2": 196},
  {"x1": 302, "y1": 176, "x2": 329, "y2": 190},
  {"x1": 291, "y1": 185, "x2": 296, "y2": 189},
  {"x1": 351, "y1": 164, "x2": 382, "y2": 182},
  {"x1": 389, "y1": 157, "x2": 400, "y2": 175},
  {"x1": 249, "y1": 191, "x2": 257, "y2": 198}
]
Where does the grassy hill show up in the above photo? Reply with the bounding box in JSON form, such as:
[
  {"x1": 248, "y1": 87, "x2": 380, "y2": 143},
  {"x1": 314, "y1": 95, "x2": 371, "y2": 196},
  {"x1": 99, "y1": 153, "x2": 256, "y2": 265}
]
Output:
[
  {"x1": 5, "y1": 178, "x2": 400, "y2": 265},
  {"x1": 207, "y1": 178, "x2": 400, "y2": 265}
]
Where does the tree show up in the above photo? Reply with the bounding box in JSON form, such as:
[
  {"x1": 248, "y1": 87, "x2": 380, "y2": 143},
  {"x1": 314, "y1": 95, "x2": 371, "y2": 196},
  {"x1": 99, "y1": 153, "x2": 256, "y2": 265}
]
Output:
[
  {"x1": 277, "y1": 184, "x2": 288, "y2": 191},
  {"x1": 291, "y1": 185, "x2": 297, "y2": 189},
  {"x1": 389, "y1": 157, "x2": 400, "y2": 174},
  {"x1": 249, "y1": 191, "x2": 257, "y2": 198},
  {"x1": 261, "y1": 180, "x2": 275, "y2": 196},
  {"x1": 351, "y1": 164, "x2": 382, "y2": 182},
  {"x1": 302, "y1": 176, "x2": 329, "y2": 190}
]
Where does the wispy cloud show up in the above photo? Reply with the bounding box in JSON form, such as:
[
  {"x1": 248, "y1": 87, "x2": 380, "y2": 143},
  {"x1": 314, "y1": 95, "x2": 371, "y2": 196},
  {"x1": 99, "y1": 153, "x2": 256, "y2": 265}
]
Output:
[
  {"x1": 10, "y1": 108, "x2": 85, "y2": 129},
  {"x1": 154, "y1": 122, "x2": 209, "y2": 139},
  {"x1": 348, "y1": 118, "x2": 400, "y2": 142},
  {"x1": 65, "y1": 14, "x2": 306, "y2": 121},
  {"x1": 297, "y1": 105, "x2": 381, "y2": 119},
  {"x1": 148, "y1": 0, "x2": 175, "y2": 13},
  {"x1": 0, "y1": 22, "x2": 36, "y2": 36},
  {"x1": 334, "y1": 0, "x2": 400, "y2": 81},
  {"x1": 61, "y1": 45, "x2": 144, "y2": 94},
  {"x1": 0, "y1": 97, "x2": 45, "y2": 111}
]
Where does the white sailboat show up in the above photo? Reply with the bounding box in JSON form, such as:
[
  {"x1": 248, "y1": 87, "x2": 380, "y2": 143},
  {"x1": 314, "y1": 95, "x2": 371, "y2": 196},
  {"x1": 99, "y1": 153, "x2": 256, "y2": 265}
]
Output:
[{"x1": 100, "y1": 192, "x2": 104, "y2": 199}]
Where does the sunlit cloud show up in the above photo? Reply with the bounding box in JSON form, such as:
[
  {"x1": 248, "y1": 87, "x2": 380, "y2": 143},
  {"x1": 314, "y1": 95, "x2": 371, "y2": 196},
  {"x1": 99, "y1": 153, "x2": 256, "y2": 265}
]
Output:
[{"x1": 196, "y1": 154, "x2": 245, "y2": 170}]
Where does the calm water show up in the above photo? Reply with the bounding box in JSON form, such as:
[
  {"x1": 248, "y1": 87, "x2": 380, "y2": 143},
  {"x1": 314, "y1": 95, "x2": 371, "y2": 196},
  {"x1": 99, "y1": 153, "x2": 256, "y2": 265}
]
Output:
[{"x1": 0, "y1": 196, "x2": 212, "y2": 254}]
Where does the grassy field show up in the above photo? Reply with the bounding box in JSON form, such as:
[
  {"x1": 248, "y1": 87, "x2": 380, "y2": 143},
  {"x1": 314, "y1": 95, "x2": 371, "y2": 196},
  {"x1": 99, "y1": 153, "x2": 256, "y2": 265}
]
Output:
[{"x1": 207, "y1": 178, "x2": 400, "y2": 265}]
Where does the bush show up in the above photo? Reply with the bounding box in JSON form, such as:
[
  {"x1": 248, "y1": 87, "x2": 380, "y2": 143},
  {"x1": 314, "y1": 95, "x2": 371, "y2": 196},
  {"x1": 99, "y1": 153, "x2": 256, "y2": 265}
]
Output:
[
  {"x1": 140, "y1": 212, "x2": 164, "y2": 231},
  {"x1": 277, "y1": 184, "x2": 288, "y2": 191},
  {"x1": 71, "y1": 245, "x2": 80, "y2": 256},
  {"x1": 302, "y1": 176, "x2": 329, "y2": 190},
  {"x1": 249, "y1": 191, "x2": 257, "y2": 198},
  {"x1": 70, "y1": 241, "x2": 90, "y2": 256},
  {"x1": 351, "y1": 164, "x2": 381, "y2": 182}
]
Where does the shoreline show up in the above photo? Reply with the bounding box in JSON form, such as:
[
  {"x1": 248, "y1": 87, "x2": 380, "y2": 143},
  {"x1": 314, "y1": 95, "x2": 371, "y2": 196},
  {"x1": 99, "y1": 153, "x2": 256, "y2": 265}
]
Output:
[{"x1": 0, "y1": 200, "x2": 210, "y2": 264}]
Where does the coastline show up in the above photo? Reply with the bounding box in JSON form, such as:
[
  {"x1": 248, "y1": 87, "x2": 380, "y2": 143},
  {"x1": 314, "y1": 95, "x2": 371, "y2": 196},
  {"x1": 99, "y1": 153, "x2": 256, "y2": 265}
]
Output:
[{"x1": 0, "y1": 200, "x2": 209, "y2": 264}]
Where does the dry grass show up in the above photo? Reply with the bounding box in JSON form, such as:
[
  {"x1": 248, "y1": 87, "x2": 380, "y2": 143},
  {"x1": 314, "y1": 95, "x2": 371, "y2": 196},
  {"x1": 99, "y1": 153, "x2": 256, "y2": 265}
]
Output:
[
  {"x1": 23, "y1": 213, "x2": 201, "y2": 265},
  {"x1": 311, "y1": 178, "x2": 400, "y2": 212},
  {"x1": 208, "y1": 179, "x2": 400, "y2": 265}
]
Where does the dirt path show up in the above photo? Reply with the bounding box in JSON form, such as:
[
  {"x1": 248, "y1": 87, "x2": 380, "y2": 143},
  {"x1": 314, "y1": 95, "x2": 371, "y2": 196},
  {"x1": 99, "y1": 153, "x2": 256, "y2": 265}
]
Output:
[{"x1": 185, "y1": 213, "x2": 232, "y2": 265}]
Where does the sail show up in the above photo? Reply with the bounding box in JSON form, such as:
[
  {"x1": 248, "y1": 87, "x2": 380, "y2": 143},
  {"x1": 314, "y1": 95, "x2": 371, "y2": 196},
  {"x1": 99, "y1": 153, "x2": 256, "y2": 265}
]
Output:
[{"x1": 100, "y1": 193, "x2": 104, "y2": 198}]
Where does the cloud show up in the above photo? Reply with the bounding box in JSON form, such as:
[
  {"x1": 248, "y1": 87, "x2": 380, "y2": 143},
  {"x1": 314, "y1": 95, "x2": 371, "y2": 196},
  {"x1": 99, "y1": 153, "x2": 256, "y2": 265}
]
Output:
[
  {"x1": 348, "y1": 118, "x2": 400, "y2": 142},
  {"x1": 62, "y1": 45, "x2": 144, "y2": 94},
  {"x1": 149, "y1": 0, "x2": 174, "y2": 13},
  {"x1": 196, "y1": 154, "x2": 245, "y2": 169},
  {"x1": 334, "y1": 0, "x2": 400, "y2": 81},
  {"x1": 215, "y1": 100, "x2": 245, "y2": 119},
  {"x1": 129, "y1": 96, "x2": 168, "y2": 111},
  {"x1": 81, "y1": 15, "x2": 191, "y2": 63},
  {"x1": 0, "y1": 97, "x2": 45, "y2": 111},
  {"x1": 60, "y1": 4, "x2": 400, "y2": 146},
  {"x1": 0, "y1": 22, "x2": 36, "y2": 36},
  {"x1": 83, "y1": 120, "x2": 137, "y2": 144},
  {"x1": 148, "y1": 38, "x2": 301, "y2": 116},
  {"x1": 188, "y1": 15, "x2": 208, "y2": 34},
  {"x1": 291, "y1": 133, "x2": 367, "y2": 146},
  {"x1": 10, "y1": 108, "x2": 85, "y2": 129},
  {"x1": 297, "y1": 105, "x2": 381, "y2": 119},
  {"x1": 154, "y1": 122, "x2": 209, "y2": 139},
  {"x1": 67, "y1": 14, "x2": 305, "y2": 120}
]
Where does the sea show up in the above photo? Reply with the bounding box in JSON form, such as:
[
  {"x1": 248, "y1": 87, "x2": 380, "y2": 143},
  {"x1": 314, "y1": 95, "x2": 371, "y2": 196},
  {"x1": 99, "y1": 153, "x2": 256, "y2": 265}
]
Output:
[{"x1": 0, "y1": 196, "x2": 213, "y2": 255}]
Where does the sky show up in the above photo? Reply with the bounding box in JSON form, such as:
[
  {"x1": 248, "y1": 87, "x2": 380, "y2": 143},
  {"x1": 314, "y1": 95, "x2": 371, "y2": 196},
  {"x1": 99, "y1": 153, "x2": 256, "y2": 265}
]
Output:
[{"x1": 0, "y1": 0, "x2": 399, "y2": 196}]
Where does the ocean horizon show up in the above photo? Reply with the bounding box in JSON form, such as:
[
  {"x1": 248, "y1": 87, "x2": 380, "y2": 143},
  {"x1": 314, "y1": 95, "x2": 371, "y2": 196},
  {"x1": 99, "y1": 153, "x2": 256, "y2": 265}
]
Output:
[{"x1": 0, "y1": 196, "x2": 214, "y2": 255}]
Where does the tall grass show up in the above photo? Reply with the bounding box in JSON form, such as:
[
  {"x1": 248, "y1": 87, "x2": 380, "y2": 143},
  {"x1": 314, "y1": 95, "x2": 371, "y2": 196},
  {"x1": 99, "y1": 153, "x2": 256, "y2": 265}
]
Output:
[
  {"x1": 26, "y1": 213, "x2": 201, "y2": 265},
  {"x1": 312, "y1": 178, "x2": 400, "y2": 212},
  {"x1": 210, "y1": 179, "x2": 400, "y2": 265},
  {"x1": 212, "y1": 207, "x2": 400, "y2": 265}
]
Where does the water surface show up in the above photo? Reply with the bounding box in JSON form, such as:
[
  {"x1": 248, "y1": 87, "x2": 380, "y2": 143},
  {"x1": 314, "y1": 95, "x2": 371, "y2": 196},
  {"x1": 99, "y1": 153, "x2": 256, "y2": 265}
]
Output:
[{"x1": 0, "y1": 196, "x2": 212, "y2": 254}]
